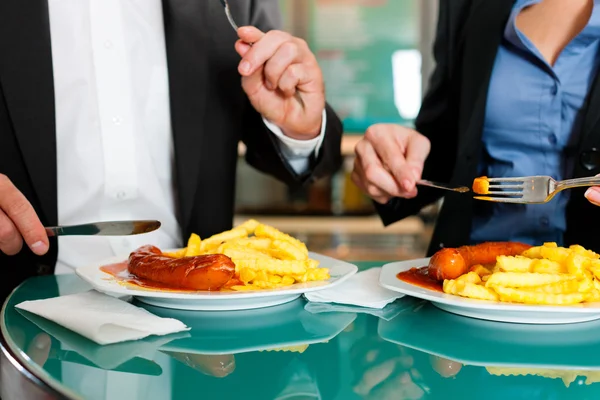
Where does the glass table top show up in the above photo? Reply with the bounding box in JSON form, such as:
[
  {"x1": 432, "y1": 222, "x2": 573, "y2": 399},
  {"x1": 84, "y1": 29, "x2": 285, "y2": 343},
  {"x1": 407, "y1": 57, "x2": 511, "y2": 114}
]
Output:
[{"x1": 3, "y1": 262, "x2": 600, "y2": 400}]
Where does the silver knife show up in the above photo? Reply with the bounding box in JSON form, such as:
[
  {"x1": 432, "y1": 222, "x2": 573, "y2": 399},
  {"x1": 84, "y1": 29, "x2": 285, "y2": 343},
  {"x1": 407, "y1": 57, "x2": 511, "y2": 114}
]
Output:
[{"x1": 45, "y1": 220, "x2": 161, "y2": 237}]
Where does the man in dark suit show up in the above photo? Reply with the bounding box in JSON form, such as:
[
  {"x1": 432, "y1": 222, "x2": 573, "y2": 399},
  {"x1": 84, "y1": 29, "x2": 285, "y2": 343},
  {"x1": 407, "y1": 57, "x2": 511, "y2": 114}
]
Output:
[
  {"x1": 0, "y1": 0, "x2": 343, "y2": 299},
  {"x1": 351, "y1": 0, "x2": 600, "y2": 255}
]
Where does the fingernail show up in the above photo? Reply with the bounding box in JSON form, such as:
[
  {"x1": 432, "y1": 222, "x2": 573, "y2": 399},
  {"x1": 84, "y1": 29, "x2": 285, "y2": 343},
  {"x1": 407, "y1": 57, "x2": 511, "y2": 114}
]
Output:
[
  {"x1": 585, "y1": 187, "x2": 600, "y2": 205},
  {"x1": 31, "y1": 241, "x2": 48, "y2": 254},
  {"x1": 402, "y1": 179, "x2": 413, "y2": 191},
  {"x1": 239, "y1": 61, "x2": 251, "y2": 74},
  {"x1": 265, "y1": 81, "x2": 273, "y2": 90}
]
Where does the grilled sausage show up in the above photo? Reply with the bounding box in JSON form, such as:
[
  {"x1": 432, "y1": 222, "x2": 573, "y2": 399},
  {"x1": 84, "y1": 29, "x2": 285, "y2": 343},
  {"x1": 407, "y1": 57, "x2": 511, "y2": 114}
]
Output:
[
  {"x1": 428, "y1": 242, "x2": 532, "y2": 281},
  {"x1": 128, "y1": 245, "x2": 235, "y2": 290}
]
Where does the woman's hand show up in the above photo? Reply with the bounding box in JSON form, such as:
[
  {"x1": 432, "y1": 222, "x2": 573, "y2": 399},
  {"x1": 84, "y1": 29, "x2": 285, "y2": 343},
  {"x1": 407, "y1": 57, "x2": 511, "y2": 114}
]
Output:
[{"x1": 351, "y1": 124, "x2": 431, "y2": 204}]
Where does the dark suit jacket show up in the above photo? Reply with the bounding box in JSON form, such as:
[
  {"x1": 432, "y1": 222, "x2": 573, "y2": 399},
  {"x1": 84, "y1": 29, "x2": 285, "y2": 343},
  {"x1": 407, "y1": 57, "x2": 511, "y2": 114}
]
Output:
[
  {"x1": 376, "y1": 0, "x2": 600, "y2": 256},
  {"x1": 0, "y1": 0, "x2": 343, "y2": 299}
]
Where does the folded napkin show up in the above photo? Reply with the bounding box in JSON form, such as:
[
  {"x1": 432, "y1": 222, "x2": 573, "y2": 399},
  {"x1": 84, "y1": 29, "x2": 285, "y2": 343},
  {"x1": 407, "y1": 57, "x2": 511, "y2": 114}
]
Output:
[
  {"x1": 15, "y1": 290, "x2": 190, "y2": 345},
  {"x1": 304, "y1": 267, "x2": 403, "y2": 309}
]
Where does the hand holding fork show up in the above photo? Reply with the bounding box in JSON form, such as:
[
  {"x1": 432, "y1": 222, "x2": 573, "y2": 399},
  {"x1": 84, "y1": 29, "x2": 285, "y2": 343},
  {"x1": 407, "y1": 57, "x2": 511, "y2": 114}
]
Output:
[{"x1": 218, "y1": 0, "x2": 325, "y2": 141}]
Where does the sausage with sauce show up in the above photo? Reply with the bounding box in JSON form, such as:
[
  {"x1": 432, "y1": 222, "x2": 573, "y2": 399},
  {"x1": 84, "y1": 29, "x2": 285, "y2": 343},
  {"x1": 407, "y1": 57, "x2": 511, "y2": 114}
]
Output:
[
  {"x1": 428, "y1": 242, "x2": 532, "y2": 281},
  {"x1": 128, "y1": 245, "x2": 235, "y2": 290}
]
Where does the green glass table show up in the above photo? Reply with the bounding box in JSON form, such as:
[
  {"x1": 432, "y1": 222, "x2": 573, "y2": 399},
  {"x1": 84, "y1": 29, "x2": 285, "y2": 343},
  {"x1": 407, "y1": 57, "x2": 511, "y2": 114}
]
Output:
[{"x1": 3, "y1": 261, "x2": 600, "y2": 400}]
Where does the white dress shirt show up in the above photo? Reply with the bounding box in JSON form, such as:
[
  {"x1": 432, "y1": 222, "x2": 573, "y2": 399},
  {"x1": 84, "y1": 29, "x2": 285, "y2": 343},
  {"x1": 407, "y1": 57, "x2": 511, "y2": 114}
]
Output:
[{"x1": 47, "y1": 0, "x2": 325, "y2": 276}]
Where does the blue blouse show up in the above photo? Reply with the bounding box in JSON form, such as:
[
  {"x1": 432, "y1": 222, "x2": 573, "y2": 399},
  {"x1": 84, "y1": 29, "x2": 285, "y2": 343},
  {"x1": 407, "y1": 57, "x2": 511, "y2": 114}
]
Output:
[{"x1": 470, "y1": 0, "x2": 600, "y2": 245}]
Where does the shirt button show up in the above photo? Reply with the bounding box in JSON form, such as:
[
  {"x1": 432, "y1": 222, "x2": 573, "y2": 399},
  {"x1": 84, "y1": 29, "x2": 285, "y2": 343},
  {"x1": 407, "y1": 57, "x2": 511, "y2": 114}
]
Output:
[
  {"x1": 116, "y1": 191, "x2": 127, "y2": 200},
  {"x1": 540, "y1": 216, "x2": 550, "y2": 227},
  {"x1": 112, "y1": 116, "x2": 121, "y2": 125},
  {"x1": 548, "y1": 134, "x2": 557, "y2": 145},
  {"x1": 104, "y1": 41, "x2": 113, "y2": 49},
  {"x1": 551, "y1": 84, "x2": 558, "y2": 95}
]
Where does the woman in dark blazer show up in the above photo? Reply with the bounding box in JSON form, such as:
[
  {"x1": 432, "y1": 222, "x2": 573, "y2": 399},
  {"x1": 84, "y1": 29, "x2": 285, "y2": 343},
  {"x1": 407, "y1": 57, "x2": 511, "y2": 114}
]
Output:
[{"x1": 352, "y1": 0, "x2": 600, "y2": 255}]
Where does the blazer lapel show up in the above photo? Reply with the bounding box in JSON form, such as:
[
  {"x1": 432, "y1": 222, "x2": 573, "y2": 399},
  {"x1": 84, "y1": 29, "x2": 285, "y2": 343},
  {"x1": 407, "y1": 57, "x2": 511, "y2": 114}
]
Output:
[
  {"x1": 162, "y1": 0, "x2": 210, "y2": 228},
  {"x1": 456, "y1": 0, "x2": 515, "y2": 157},
  {"x1": 576, "y1": 71, "x2": 600, "y2": 165},
  {"x1": 0, "y1": 0, "x2": 57, "y2": 225}
]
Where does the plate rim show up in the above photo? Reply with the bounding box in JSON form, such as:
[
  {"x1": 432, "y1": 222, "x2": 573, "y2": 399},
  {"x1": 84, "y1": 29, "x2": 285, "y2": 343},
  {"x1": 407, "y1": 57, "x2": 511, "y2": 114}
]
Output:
[
  {"x1": 75, "y1": 250, "x2": 358, "y2": 300},
  {"x1": 379, "y1": 258, "x2": 600, "y2": 314}
]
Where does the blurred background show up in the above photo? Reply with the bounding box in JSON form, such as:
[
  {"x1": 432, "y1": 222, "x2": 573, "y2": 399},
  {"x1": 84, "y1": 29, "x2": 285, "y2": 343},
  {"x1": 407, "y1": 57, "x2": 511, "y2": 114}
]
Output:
[{"x1": 234, "y1": 0, "x2": 441, "y2": 261}]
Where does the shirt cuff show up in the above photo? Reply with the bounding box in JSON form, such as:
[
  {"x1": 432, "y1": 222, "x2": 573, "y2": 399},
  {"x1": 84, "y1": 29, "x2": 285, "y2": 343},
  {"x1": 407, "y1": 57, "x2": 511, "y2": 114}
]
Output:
[{"x1": 262, "y1": 109, "x2": 327, "y2": 175}]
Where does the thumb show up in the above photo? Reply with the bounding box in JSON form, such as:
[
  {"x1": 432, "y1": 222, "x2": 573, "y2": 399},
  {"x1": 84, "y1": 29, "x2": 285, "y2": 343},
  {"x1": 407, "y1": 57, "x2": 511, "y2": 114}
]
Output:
[
  {"x1": 405, "y1": 134, "x2": 430, "y2": 180},
  {"x1": 237, "y1": 26, "x2": 264, "y2": 44},
  {"x1": 584, "y1": 174, "x2": 600, "y2": 206}
]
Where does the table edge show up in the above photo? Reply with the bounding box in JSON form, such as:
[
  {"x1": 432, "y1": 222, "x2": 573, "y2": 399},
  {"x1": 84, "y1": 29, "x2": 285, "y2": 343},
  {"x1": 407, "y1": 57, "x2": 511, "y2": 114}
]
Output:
[{"x1": 1, "y1": 282, "x2": 76, "y2": 400}]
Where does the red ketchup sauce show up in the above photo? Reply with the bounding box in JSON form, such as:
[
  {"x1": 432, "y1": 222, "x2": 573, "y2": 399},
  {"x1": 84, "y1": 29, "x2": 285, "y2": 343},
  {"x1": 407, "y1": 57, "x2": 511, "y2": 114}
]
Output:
[{"x1": 396, "y1": 266, "x2": 443, "y2": 292}]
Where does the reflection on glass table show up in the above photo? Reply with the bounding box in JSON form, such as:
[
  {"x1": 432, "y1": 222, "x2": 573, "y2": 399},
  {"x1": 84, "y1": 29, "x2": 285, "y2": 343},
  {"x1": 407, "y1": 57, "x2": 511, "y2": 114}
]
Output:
[
  {"x1": 7, "y1": 274, "x2": 600, "y2": 400},
  {"x1": 2, "y1": 275, "x2": 356, "y2": 400},
  {"x1": 373, "y1": 298, "x2": 600, "y2": 399}
]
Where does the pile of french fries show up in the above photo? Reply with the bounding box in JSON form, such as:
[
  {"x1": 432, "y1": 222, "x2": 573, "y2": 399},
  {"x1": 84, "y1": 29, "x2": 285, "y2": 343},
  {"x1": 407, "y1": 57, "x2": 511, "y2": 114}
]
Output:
[
  {"x1": 443, "y1": 242, "x2": 600, "y2": 305},
  {"x1": 165, "y1": 219, "x2": 330, "y2": 291}
]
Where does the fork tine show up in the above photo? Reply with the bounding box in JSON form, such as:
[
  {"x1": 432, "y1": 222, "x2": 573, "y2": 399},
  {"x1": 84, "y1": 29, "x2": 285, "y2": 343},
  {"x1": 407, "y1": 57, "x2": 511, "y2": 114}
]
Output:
[
  {"x1": 473, "y1": 196, "x2": 528, "y2": 204},
  {"x1": 487, "y1": 184, "x2": 524, "y2": 189},
  {"x1": 486, "y1": 191, "x2": 523, "y2": 196},
  {"x1": 486, "y1": 177, "x2": 526, "y2": 182}
]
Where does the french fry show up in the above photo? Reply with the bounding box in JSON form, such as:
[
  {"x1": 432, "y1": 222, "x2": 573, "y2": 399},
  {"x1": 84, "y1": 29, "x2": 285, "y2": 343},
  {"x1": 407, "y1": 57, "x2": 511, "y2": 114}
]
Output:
[
  {"x1": 184, "y1": 233, "x2": 202, "y2": 257},
  {"x1": 175, "y1": 219, "x2": 329, "y2": 292}
]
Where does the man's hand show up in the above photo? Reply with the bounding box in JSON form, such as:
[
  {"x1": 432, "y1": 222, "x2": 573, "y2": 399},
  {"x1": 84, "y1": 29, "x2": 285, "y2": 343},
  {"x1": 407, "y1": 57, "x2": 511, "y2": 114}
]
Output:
[
  {"x1": 0, "y1": 174, "x2": 48, "y2": 255},
  {"x1": 352, "y1": 124, "x2": 431, "y2": 204},
  {"x1": 235, "y1": 27, "x2": 325, "y2": 140}
]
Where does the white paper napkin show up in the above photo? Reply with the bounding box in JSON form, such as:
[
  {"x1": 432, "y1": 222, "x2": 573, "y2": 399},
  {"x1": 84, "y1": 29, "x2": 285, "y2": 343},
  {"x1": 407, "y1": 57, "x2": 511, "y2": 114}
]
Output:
[
  {"x1": 15, "y1": 290, "x2": 190, "y2": 345},
  {"x1": 304, "y1": 267, "x2": 403, "y2": 309}
]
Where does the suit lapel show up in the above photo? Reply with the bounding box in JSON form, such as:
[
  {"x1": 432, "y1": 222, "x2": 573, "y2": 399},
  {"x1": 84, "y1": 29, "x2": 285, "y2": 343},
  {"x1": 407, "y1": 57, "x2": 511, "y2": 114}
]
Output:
[
  {"x1": 456, "y1": 0, "x2": 515, "y2": 157},
  {"x1": 162, "y1": 0, "x2": 210, "y2": 228},
  {"x1": 0, "y1": 0, "x2": 57, "y2": 225}
]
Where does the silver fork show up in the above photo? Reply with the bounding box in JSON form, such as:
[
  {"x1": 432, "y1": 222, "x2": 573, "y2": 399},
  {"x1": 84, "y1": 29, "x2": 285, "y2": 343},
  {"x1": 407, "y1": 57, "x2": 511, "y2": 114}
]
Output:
[
  {"x1": 473, "y1": 175, "x2": 600, "y2": 204},
  {"x1": 417, "y1": 179, "x2": 470, "y2": 193},
  {"x1": 219, "y1": 0, "x2": 239, "y2": 31}
]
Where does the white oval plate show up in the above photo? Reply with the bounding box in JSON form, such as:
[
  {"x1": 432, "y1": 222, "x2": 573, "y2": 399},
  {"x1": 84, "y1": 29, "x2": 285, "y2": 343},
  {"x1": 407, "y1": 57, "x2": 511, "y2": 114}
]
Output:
[
  {"x1": 379, "y1": 258, "x2": 600, "y2": 324},
  {"x1": 76, "y1": 251, "x2": 357, "y2": 311}
]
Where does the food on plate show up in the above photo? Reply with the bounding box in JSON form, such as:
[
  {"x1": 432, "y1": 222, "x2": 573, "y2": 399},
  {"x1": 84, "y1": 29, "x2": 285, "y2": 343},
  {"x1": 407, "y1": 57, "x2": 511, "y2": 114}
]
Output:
[
  {"x1": 442, "y1": 242, "x2": 600, "y2": 305},
  {"x1": 485, "y1": 367, "x2": 600, "y2": 387},
  {"x1": 472, "y1": 176, "x2": 490, "y2": 194},
  {"x1": 428, "y1": 241, "x2": 532, "y2": 280},
  {"x1": 128, "y1": 245, "x2": 235, "y2": 290},
  {"x1": 108, "y1": 219, "x2": 330, "y2": 292}
]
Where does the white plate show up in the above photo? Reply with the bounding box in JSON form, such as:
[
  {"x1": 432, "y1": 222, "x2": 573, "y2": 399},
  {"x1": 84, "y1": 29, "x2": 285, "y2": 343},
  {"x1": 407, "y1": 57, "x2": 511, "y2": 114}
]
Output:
[
  {"x1": 379, "y1": 258, "x2": 600, "y2": 324},
  {"x1": 76, "y1": 251, "x2": 358, "y2": 311}
]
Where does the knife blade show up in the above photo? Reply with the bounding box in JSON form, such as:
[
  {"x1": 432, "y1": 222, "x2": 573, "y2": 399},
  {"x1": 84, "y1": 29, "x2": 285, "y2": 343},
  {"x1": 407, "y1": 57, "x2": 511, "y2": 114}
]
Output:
[{"x1": 44, "y1": 220, "x2": 161, "y2": 237}]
